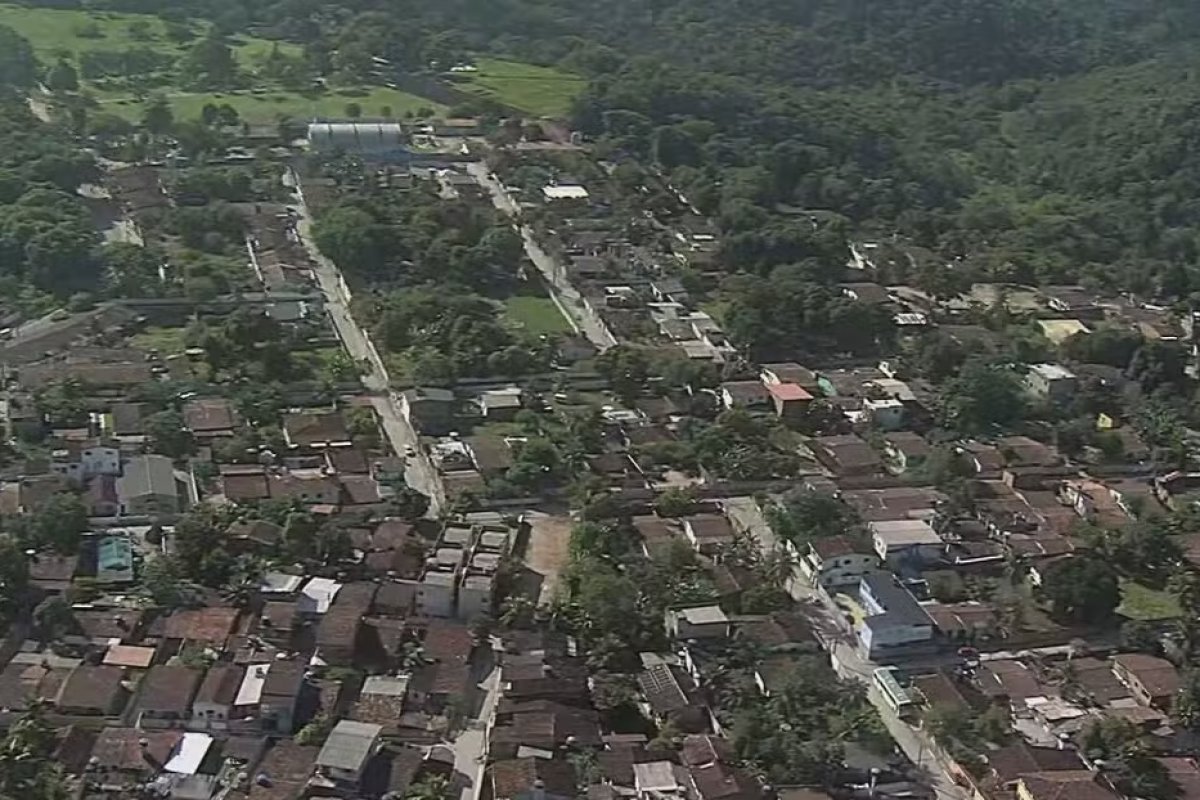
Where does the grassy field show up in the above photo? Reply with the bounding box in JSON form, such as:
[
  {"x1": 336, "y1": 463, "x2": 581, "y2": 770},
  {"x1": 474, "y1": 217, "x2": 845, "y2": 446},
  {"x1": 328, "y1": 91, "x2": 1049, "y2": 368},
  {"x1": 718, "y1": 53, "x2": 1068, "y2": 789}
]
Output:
[
  {"x1": 454, "y1": 58, "x2": 585, "y2": 118},
  {"x1": 503, "y1": 295, "x2": 572, "y2": 336},
  {"x1": 1118, "y1": 579, "x2": 1182, "y2": 621},
  {"x1": 0, "y1": 4, "x2": 296, "y2": 68},
  {"x1": 97, "y1": 85, "x2": 442, "y2": 125},
  {"x1": 129, "y1": 326, "x2": 189, "y2": 355},
  {"x1": 1, "y1": 3, "x2": 443, "y2": 125}
]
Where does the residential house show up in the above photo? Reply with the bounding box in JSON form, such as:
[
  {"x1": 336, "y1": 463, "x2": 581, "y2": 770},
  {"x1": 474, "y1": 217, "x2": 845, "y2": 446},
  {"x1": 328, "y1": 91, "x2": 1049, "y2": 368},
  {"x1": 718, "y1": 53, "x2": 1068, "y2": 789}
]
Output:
[
  {"x1": 811, "y1": 435, "x2": 882, "y2": 477},
  {"x1": 719, "y1": 381, "x2": 770, "y2": 410},
  {"x1": 190, "y1": 664, "x2": 243, "y2": 731},
  {"x1": 478, "y1": 387, "x2": 523, "y2": 421},
  {"x1": 490, "y1": 758, "x2": 578, "y2": 800},
  {"x1": 316, "y1": 720, "x2": 383, "y2": 784},
  {"x1": 282, "y1": 411, "x2": 351, "y2": 449},
  {"x1": 96, "y1": 535, "x2": 135, "y2": 584},
  {"x1": 259, "y1": 660, "x2": 307, "y2": 734},
  {"x1": 766, "y1": 382, "x2": 812, "y2": 422},
  {"x1": 50, "y1": 441, "x2": 120, "y2": 485},
  {"x1": 399, "y1": 387, "x2": 455, "y2": 435},
  {"x1": 182, "y1": 398, "x2": 239, "y2": 439},
  {"x1": 857, "y1": 572, "x2": 934, "y2": 658},
  {"x1": 219, "y1": 465, "x2": 271, "y2": 502},
  {"x1": 116, "y1": 455, "x2": 182, "y2": 515},
  {"x1": 1025, "y1": 364, "x2": 1078, "y2": 403},
  {"x1": 27, "y1": 552, "x2": 77, "y2": 594},
  {"x1": 86, "y1": 475, "x2": 119, "y2": 516},
  {"x1": 130, "y1": 665, "x2": 201, "y2": 728},
  {"x1": 667, "y1": 606, "x2": 731, "y2": 640},
  {"x1": 682, "y1": 514, "x2": 736, "y2": 555},
  {"x1": 870, "y1": 519, "x2": 944, "y2": 568},
  {"x1": 882, "y1": 432, "x2": 932, "y2": 474},
  {"x1": 107, "y1": 402, "x2": 148, "y2": 440},
  {"x1": 760, "y1": 363, "x2": 820, "y2": 394},
  {"x1": 1016, "y1": 772, "x2": 1120, "y2": 800},
  {"x1": 1111, "y1": 654, "x2": 1181, "y2": 711},
  {"x1": 55, "y1": 664, "x2": 127, "y2": 716},
  {"x1": 796, "y1": 536, "x2": 878, "y2": 591}
]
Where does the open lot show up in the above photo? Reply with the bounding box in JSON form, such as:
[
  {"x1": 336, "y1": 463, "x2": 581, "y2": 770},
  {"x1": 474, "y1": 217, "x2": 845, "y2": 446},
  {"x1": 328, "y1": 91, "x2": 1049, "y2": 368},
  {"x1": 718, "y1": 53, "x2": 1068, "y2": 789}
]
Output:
[
  {"x1": 502, "y1": 295, "x2": 572, "y2": 336},
  {"x1": 452, "y1": 58, "x2": 585, "y2": 118},
  {"x1": 1118, "y1": 578, "x2": 1181, "y2": 621}
]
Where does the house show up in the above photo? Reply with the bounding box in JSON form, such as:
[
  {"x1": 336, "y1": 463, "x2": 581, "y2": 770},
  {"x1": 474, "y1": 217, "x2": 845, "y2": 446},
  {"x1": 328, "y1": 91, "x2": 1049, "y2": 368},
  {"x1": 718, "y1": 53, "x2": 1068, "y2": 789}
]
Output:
[
  {"x1": 259, "y1": 660, "x2": 307, "y2": 734},
  {"x1": 27, "y1": 552, "x2": 77, "y2": 593},
  {"x1": 1025, "y1": 364, "x2": 1077, "y2": 402},
  {"x1": 466, "y1": 435, "x2": 515, "y2": 476},
  {"x1": 720, "y1": 381, "x2": 770, "y2": 410},
  {"x1": 682, "y1": 514, "x2": 736, "y2": 555},
  {"x1": 689, "y1": 763, "x2": 763, "y2": 800},
  {"x1": 130, "y1": 665, "x2": 201, "y2": 728},
  {"x1": 760, "y1": 363, "x2": 820, "y2": 393},
  {"x1": 219, "y1": 465, "x2": 271, "y2": 502},
  {"x1": 811, "y1": 435, "x2": 882, "y2": 477},
  {"x1": 635, "y1": 761, "x2": 689, "y2": 800},
  {"x1": 490, "y1": 758, "x2": 578, "y2": 800},
  {"x1": 870, "y1": 519, "x2": 944, "y2": 568},
  {"x1": 841, "y1": 282, "x2": 890, "y2": 305},
  {"x1": 667, "y1": 605, "x2": 731, "y2": 640},
  {"x1": 162, "y1": 607, "x2": 240, "y2": 647},
  {"x1": 882, "y1": 432, "x2": 932, "y2": 474},
  {"x1": 478, "y1": 387, "x2": 523, "y2": 421},
  {"x1": 857, "y1": 572, "x2": 934, "y2": 658},
  {"x1": 89, "y1": 727, "x2": 182, "y2": 778},
  {"x1": 282, "y1": 411, "x2": 351, "y2": 448},
  {"x1": 182, "y1": 398, "x2": 239, "y2": 438},
  {"x1": 108, "y1": 402, "x2": 148, "y2": 439},
  {"x1": 316, "y1": 720, "x2": 383, "y2": 784},
  {"x1": 190, "y1": 664, "x2": 243, "y2": 731},
  {"x1": 1111, "y1": 654, "x2": 1180, "y2": 710},
  {"x1": 399, "y1": 387, "x2": 455, "y2": 435},
  {"x1": 796, "y1": 536, "x2": 878, "y2": 590},
  {"x1": 489, "y1": 698, "x2": 603, "y2": 757},
  {"x1": 766, "y1": 382, "x2": 812, "y2": 422},
  {"x1": 542, "y1": 184, "x2": 589, "y2": 202},
  {"x1": 116, "y1": 454, "x2": 182, "y2": 515},
  {"x1": 55, "y1": 664, "x2": 127, "y2": 716},
  {"x1": 50, "y1": 441, "x2": 120, "y2": 485},
  {"x1": 1016, "y1": 772, "x2": 1120, "y2": 800},
  {"x1": 95, "y1": 535, "x2": 135, "y2": 584},
  {"x1": 86, "y1": 475, "x2": 119, "y2": 516},
  {"x1": 268, "y1": 470, "x2": 340, "y2": 504}
]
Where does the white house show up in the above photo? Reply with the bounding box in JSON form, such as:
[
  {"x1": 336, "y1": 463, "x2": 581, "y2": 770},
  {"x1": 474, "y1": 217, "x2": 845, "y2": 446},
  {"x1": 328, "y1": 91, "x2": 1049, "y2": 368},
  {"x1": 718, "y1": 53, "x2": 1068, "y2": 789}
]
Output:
[
  {"x1": 51, "y1": 442, "x2": 121, "y2": 485},
  {"x1": 869, "y1": 519, "x2": 944, "y2": 568},
  {"x1": 857, "y1": 572, "x2": 934, "y2": 657},
  {"x1": 795, "y1": 536, "x2": 879, "y2": 591}
]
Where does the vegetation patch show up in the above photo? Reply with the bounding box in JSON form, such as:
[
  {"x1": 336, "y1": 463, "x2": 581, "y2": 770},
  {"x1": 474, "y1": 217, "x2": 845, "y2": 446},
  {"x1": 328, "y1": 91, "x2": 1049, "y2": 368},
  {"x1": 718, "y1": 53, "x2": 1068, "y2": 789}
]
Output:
[{"x1": 452, "y1": 58, "x2": 585, "y2": 118}]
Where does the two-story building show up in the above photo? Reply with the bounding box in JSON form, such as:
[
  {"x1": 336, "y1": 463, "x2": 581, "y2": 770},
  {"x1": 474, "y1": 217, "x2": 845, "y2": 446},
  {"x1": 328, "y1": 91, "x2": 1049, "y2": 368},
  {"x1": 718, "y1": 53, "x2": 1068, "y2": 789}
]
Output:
[
  {"x1": 857, "y1": 572, "x2": 934, "y2": 658},
  {"x1": 795, "y1": 536, "x2": 879, "y2": 591}
]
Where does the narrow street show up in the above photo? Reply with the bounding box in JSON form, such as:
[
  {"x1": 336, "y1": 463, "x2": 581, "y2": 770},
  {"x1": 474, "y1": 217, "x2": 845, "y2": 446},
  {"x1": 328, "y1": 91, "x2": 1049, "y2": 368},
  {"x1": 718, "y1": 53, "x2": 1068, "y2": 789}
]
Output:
[
  {"x1": 287, "y1": 169, "x2": 445, "y2": 515},
  {"x1": 451, "y1": 665, "x2": 501, "y2": 800},
  {"x1": 466, "y1": 161, "x2": 617, "y2": 351}
]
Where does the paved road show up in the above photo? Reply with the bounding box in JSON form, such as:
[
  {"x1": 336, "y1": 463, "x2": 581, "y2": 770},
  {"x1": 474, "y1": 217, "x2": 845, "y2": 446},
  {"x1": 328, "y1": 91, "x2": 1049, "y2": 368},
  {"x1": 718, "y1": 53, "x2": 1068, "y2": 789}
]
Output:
[
  {"x1": 748, "y1": 517, "x2": 969, "y2": 800},
  {"x1": 466, "y1": 162, "x2": 617, "y2": 351},
  {"x1": 287, "y1": 170, "x2": 445, "y2": 515},
  {"x1": 451, "y1": 665, "x2": 501, "y2": 800}
]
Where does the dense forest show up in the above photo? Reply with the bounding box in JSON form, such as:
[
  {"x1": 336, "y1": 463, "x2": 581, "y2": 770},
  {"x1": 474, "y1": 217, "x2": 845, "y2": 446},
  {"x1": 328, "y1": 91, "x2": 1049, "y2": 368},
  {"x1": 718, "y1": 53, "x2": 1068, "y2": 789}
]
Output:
[{"x1": 10, "y1": 0, "x2": 1200, "y2": 297}]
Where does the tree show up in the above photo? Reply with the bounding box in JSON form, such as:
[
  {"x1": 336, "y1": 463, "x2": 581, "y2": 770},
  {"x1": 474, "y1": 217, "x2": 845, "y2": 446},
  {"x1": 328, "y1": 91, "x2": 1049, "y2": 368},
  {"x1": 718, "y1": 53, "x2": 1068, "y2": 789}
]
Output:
[
  {"x1": 45, "y1": 60, "x2": 79, "y2": 92},
  {"x1": 345, "y1": 102, "x2": 362, "y2": 118},
  {"x1": 141, "y1": 94, "x2": 174, "y2": 134},
  {"x1": 19, "y1": 494, "x2": 88, "y2": 554},
  {"x1": 33, "y1": 596, "x2": 75, "y2": 643},
  {"x1": 938, "y1": 359, "x2": 1026, "y2": 434},
  {"x1": 1041, "y1": 556, "x2": 1120, "y2": 622},
  {"x1": 0, "y1": 26, "x2": 37, "y2": 88},
  {"x1": 0, "y1": 706, "x2": 67, "y2": 798},
  {"x1": 405, "y1": 775, "x2": 451, "y2": 800},
  {"x1": 654, "y1": 487, "x2": 696, "y2": 517},
  {"x1": 0, "y1": 537, "x2": 30, "y2": 622},
  {"x1": 180, "y1": 32, "x2": 239, "y2": 89},
  {"x1": 1174, "y1": 670, "x2": 1200, "y2": 732},
  {"x1": 145, "y1": 410, "x2": 194, "y2": 459}
]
